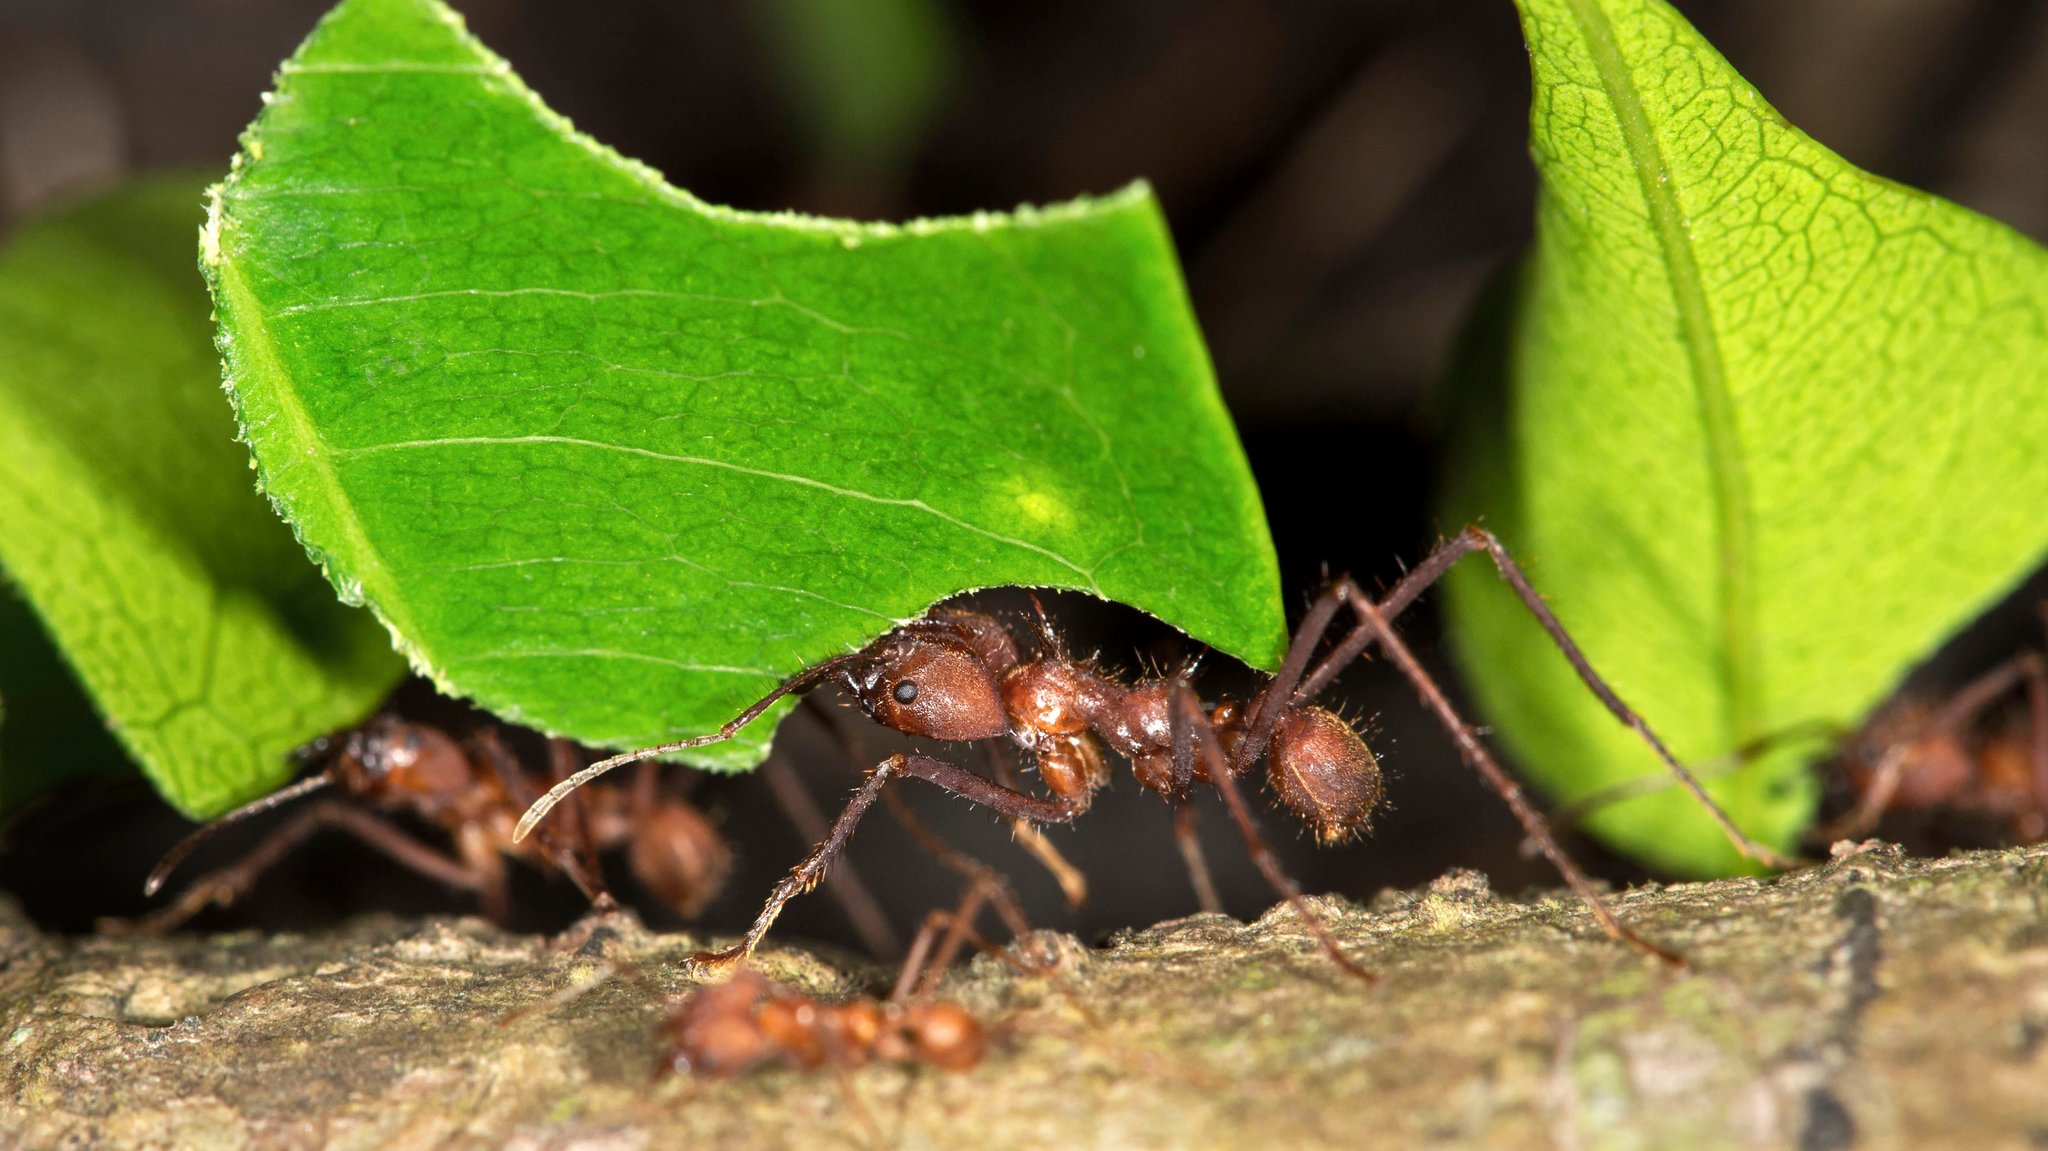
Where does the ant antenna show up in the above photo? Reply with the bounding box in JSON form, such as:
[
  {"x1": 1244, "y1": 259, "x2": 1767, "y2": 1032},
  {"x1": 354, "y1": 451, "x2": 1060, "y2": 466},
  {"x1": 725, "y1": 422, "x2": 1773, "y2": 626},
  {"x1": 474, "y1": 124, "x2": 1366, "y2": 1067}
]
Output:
[
  {"x1": 143, "y1": 773, "x2": 335, "y2": 896},
  {"x1": 513, "y1": 653, "x2": 859, "y2": 843}
]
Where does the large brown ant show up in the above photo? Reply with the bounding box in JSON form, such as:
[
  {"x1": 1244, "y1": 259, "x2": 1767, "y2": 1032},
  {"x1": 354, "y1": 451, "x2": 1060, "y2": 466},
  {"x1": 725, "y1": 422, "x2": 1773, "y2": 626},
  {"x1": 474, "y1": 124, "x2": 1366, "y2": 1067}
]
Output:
[
  {"x1": 519, "y1": 526, "x2": 1793, "y2": 974},
  {"x1": 131, "y1": 715, "x2": 729, "y2": 931}
]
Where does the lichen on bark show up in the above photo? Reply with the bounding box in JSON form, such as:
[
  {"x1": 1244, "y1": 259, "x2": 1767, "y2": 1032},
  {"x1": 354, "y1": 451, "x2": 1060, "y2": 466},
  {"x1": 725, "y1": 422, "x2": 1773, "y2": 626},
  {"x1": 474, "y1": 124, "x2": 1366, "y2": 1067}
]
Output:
[{"x1": 2, "y1": 843, "x2": 2045, "y2": 1149}]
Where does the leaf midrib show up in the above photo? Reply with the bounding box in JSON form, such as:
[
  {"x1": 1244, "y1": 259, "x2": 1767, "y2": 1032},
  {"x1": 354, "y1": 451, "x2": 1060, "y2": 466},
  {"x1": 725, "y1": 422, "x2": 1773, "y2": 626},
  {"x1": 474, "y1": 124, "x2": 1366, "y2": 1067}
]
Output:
[{"x1": 1565, "y1": 0, "x2": 1759, "y2": 744}]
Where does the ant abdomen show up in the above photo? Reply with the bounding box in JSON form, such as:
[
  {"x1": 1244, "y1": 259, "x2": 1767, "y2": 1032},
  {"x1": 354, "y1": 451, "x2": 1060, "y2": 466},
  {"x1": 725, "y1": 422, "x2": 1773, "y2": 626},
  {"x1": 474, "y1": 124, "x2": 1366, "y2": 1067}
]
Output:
[
  {"x1": 1266, "y1": 707, "x2": 1382, "y2": 845},
  {"x1": 626, "y1": 800, "x2": 732, "y2": 918}
]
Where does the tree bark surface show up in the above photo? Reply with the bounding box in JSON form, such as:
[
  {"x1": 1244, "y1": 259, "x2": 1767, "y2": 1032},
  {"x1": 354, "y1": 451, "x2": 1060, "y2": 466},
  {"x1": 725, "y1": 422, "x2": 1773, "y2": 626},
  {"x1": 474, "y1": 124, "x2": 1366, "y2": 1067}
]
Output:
[{"x1": 2, "y1": 842, "x2": 2044, "y2": 1150}]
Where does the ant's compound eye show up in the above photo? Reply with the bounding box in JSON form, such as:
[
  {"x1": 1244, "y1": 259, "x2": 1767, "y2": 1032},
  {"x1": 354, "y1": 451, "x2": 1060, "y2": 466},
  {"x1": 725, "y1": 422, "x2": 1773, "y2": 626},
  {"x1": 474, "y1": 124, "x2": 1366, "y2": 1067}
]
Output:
[{"x1": 893, "y1": 680, "x2": 919, "y2": 704}]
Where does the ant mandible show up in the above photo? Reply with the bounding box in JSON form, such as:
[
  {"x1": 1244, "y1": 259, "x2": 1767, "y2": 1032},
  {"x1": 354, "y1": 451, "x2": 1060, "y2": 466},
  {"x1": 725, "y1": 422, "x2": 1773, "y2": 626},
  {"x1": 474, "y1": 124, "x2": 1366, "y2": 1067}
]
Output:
[
  {"x1": 518, "y1": 525, "x2": 1795, "y2": 974},
  {"x1": 135, "y1": 715, "x2": 728, "y2": 931}
]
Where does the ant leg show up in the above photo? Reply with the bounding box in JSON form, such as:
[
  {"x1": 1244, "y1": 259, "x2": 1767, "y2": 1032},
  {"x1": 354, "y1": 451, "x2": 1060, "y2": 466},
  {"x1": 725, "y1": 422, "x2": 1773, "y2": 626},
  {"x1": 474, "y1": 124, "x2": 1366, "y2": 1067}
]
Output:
[
  {"x1": 1554, "y1": 720, "x2": 1841, "y2": 836},
  {"x1": 876, "y1": 789, "x2": 1035, "y2": 942},
  {"x1": 1243, "y1": 526, "x2": 1795, "y2": 871},
  {"x1": 1172, "y1": 804, "x2": 1225, "y2": 915},
  {"x1": 1818, "y1": 651, "x2": 2048, "y2": 842},
  {"x1": 985, "y1": 741, "x2": 1091, "y2": 910},
  {"x1": 126, "y1": 801, "x2": 483, "y2": 933},
  {"x1": 544, "y1": 739, "x2": 618, "y2": 908},
  {"x1": 2023, "y1": 653, "x2": 2048, "y2": 840},
  {"x1": 1166, "y1": 681, "x2": 1375, "y2": 982},
  {"x1": 1813, "y1": 745, "x2": 1910, "y2": 842},
  {"x1": 807, "y1": 696, "x2": 1089, "y2": 912},
  {"x1": 890, "y1": 873, "x2": 999, "y2": 1003},
  {"x1": 1335, "y1": 591, "x2": 1684, "y2": 967},
  {"x1": 758, "y1": 750, "x2": 903, "y2": 960},
  {"x1": 470, "y1": 730, "x2": 615, "y2": 908},
  {"x1": 693, "y1": 754, "x2": 1086, "y2": 973}
]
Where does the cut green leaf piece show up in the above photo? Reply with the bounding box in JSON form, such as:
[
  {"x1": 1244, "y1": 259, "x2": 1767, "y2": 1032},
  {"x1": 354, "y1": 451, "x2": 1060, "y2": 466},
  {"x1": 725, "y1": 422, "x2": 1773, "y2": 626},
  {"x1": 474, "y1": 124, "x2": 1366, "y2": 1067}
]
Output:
[
  {"x1": 1442, "y1": 0, "x2": 2048, "y2": 877},
  {"x1": 205, "y1": 0, "x2": 1282, "y2": 770},
  {"x1": 0, "y1": 178, "x2": 406, "y2": 818}
]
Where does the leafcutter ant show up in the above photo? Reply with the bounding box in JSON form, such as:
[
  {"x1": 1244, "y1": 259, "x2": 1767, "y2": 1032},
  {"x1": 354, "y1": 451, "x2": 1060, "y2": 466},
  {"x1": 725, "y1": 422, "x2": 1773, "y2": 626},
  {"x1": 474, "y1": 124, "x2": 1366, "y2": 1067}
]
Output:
[
  {"x1": 1815, "y1": 644, "x2": 2048, "y2": 845},
  {"x1": 1548, "y1": 621, "x2": 2048, "y2": 854},
  {"x1": 132, "y1": 715, "x2": 728, "y2": 931},
  {"x1": 660, "y1": 869, "x2": 1029, "y2": 1078},
  {"x1": 518, "y1": 525, "x2": 1793, "y2": 975}
]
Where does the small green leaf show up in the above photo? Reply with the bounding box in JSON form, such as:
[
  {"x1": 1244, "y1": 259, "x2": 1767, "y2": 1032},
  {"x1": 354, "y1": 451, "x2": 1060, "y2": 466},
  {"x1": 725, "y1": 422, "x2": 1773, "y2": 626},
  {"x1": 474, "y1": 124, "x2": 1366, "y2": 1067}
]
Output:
[
  {"x1": 205, "y1": 0, "x2": 1282, "y2": 769},
  {"x1": 0, "y1": 178, "x2": 406, "y2": 818},
  {"x1": 1443, "y1": 0, "x2": 2048, "y2": 876}
]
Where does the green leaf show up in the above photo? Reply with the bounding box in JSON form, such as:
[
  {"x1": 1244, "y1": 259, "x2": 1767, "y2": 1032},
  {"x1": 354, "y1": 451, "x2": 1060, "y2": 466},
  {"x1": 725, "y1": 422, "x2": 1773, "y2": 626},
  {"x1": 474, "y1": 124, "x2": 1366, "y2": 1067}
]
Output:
[
  {"x1": 1442, "y1": 0, "x2": 2048, "y2": 876},
  {"x1": 0, "y1": 178, "x2": 406, "y2": 818},
  {"x1": 204, "y1": 0, "x2": 1282, "y2": 770},
  {"x1": 0, "y1": 580, "x2": 134, "y2": 819}
]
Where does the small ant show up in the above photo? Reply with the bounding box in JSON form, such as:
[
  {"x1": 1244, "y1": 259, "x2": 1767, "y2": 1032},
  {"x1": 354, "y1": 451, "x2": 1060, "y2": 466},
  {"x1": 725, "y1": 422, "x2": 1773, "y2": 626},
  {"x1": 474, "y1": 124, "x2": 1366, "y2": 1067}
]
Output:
[
  {"x1": 520, "y1": 525, "x2": 1792, "y2": 975},
  {"x1": 132, "y1": 715, "x2": 729, "y2": 931},
  {"x1": 1547, "y1": 630, "x2": 2048, "y2": 855},
  {"x1": 660, "y1": 871, "x2": 1024, "y2": 1078}
]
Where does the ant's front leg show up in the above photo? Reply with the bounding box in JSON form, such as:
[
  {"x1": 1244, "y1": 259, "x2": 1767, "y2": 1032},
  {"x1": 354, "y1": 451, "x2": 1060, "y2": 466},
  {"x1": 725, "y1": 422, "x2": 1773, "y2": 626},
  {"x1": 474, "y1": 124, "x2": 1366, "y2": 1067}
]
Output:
[
  {"x1": 118, "y1": 802, "x2": 485, "y2": 935},
  {"x1": 690, "y1": 753, "x2": 1087, "y2": 974}
]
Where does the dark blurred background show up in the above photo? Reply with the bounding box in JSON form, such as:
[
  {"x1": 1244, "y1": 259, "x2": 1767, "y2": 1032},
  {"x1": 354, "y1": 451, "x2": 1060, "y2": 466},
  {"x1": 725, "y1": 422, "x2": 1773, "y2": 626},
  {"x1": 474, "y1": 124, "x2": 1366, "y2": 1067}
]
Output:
[{"x1": 3, "y1": 0, "x2": 2047, "y2": 958}]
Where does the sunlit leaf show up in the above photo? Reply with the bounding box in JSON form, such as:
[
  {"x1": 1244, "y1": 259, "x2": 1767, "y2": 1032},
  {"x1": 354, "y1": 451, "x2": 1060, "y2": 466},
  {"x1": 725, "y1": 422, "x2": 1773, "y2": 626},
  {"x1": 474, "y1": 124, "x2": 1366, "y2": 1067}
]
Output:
[
  {"x1": 0, "y1": 179, "x2": 405, "y2": 817},
  {"x1": 1443, "y1": 0, "x2": 2048, "y2": 876}
]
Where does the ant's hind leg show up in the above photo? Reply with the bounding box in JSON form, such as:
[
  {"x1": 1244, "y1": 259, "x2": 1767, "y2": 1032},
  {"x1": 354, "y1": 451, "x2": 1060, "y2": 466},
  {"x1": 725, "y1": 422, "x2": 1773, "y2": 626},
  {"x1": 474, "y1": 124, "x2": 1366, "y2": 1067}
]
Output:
[
  {"x1": 1334, "y1": 591, "x2": 1684, "y2": 967},
  {"x1": 1165, "y1": 681, "x2": 1375, "y2": 982},
  {"x1": 1252, "y1": 526, "x2": 1796, "y2": 871}
]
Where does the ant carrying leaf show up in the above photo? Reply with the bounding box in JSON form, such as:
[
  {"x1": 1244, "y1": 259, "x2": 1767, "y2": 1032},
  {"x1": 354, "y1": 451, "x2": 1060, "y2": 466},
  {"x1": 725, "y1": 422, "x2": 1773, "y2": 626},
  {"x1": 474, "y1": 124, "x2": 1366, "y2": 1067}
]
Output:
[
  {"x1": 129, "y1": 715, "x2": 727, "y2": 932},
  {"x1": 519, "y1": 525, "x2": 1792, "y2": 977}
]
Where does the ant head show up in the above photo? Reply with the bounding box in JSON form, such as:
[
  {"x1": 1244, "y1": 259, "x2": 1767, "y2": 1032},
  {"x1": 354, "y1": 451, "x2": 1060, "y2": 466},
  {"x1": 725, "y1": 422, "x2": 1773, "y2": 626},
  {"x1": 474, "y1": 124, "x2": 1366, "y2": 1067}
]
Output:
[
  {"x1": 661, "y1": 976, "x2": 777, "y2": 1077},
  {"x1": 337, "y1": 715, "x2": 472, "y2": 799},
  {"x1": 843, "y1": 629, "x2": 1009, "y2": 742},
  {"x1": 1266, "y1": 706, "x2": 1383, "y2": 845}
]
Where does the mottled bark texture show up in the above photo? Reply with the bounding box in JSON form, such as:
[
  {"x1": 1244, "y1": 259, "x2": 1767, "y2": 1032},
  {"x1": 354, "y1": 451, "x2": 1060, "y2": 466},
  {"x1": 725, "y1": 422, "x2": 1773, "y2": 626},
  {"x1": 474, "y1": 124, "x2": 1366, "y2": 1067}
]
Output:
[{"x1": 2, "y1": 843, "x2": 2044, "y2": 1150}]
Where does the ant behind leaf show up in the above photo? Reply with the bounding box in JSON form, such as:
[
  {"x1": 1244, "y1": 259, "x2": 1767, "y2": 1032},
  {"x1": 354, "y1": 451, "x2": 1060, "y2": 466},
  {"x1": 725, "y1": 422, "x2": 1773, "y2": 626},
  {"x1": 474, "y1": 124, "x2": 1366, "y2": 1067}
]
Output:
[
  {"x1": 1815, "y1": 642, "x2": 2048, "y2": 846},
  {"x1": 1548, "y1": 611, "x2": 2048, "y2": 854},
  {"x1": 126, "y1": 715, "x2": 730, "y2": 933},
  {"x1": 518, "y1": 525, "x2": 1794, "y2": 977}
]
